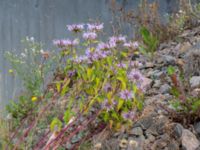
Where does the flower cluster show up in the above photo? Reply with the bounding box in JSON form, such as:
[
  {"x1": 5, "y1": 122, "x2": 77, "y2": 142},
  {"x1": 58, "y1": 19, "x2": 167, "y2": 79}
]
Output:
[
  {"x1": 85, "y1": 48, "x2": 111, "y2": 62},
  {"x1": 73, "y1": 55, "x2": 88, "y2": 63},
  {"x1": 117, "y1": 63, "x2": 127, "y2": 69},
  {"x1": 128, "y1": 69, "x2": 145, "y2": 90},
  {"x1": 67, "y1": 24, "x2": 84, "y2": 32},
  {"x1": 96, "y1": 42, "x2": 111, "y2": 51},
  {"x1": 124, "y1": 41, "x2": 139, "y2": 49},
  {"x1": 73, "y1": 48, "x2": 111, "y2": 64},
  {"x1": 122, "y1": 111, "x2": 136, "y2": 120},
  {"x1": 68, "y1": 70, "x2": 76, "y2": 78},
  {"x1": 101, "y1": 99, "x2": 117, "y2": 112},
  {"x1": 53, "y1": 39, "x2": 79, "y2": 48},
  {"x1": 103, "y1": 83, "x2": 112, "y2": 92},
  {"x1": 83, "y1": 32, "x2": 97, "y2": 40},
  {"x1": 87, "y1": 23, "x2": 104, "y2": 32},
  {"x1": 109, "y1": 35, "x2": 126, "y2": 44},
  {"x1": 119, "y1": 90, "x2": 134, "y2": 100}
]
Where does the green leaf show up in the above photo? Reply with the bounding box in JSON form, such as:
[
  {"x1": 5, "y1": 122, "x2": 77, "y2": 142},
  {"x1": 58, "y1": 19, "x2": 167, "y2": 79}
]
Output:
[
  {"x1": 117, "y1": 99, "x2": 124, "y2": 111},
  {"x1": 63, "y1": 109, "x2": 73, "y2": 124},
  {"x1": 87, "y1": 67, "x2": 93, "y2": 79},
  {"x1": 117, "y1": 76, "x2": 126, "y2": 89},
  {"x1": 102, "y1": 112, "x2": 109, "y2": 122},
  {"x1": 111, "y1": 111, "x2": 119, "y2": 121},
  {"x1": 56, "y1": 81, "x2": 61, "y2": 93},
  {"x1": 170, "y1": 86, "x2": 180, "y2": 98},
  {"x1": 61, "y1": 78, "x2": 70, "y2": 96},
  {"x1": 137, "y1": 100, "x2": 143, "y2": 111},
  {"x1": 167, "y1": 66, "x2": 176, "y2": 75},
  {"x1": 50, "y1": 118, "x2": 62, "y2": 132}
]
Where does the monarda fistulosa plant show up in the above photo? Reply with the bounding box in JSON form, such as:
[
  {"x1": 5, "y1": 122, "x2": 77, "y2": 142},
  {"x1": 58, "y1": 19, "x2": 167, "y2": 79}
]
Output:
[{"x1": 9, "y1": 23, "x2": 148, "y2": 150}]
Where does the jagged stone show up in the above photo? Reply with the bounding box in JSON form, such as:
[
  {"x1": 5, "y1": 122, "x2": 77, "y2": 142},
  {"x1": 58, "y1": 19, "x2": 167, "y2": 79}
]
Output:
[
  {"x1": 181, "y1": 129, "x2": 200, "y2": 150},
  {"x1": 184, "y1": 46, "x2": 200, "y2": 77},
  {"x1": 190, "y1": 76, "x2": 200, "y2": 89}
]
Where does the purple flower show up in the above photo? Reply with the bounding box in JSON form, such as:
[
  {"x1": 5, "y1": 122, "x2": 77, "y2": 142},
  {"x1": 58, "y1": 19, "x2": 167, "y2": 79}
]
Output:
[
  {"x1": 128, "y1": 69, "x2": 144, "y2": 83},
  {"x1": 101, "y1": 99, "x2": 117, "y2": 112},
  {"x1": 124, "y1": 41, "x2": 139, "y2": 49},
  {"x1": 97, "y1": 42, "x2": 110, "y2": 51},
  {"x1": 53, "y1": 39, "x2": 79, "y2": 48},
  {"x1": 117, "y1": 63, "x2": 127, "y2": 69},
  {"x1": 68, "y1": 70, "x2": 76, "y2": 77},
  {"x1": 108, "y1": 35, "x2": 126, "y2": 48},
  {"x1": 74, "y1": 55, "x2": 88, "y2": 63},
  {"x1": 87, "y1": 23, "x2": 104, "y2": 32},
  {"x1": 118, "y1": 35, "x2": 126, "y2": 43},
  {"x1": 122, "y1": 111, "x2": 136, "y2": 120},
  {"x1": 109, "y1": 35, "x2": 126, "y2": 43},
  {"x1": 103, "y1": 83, "x2": 112, "y2": 92},
  {"x1": 108, "y1": 38, "x2": 117, "y2": 48},
  {"x1": 85, "y1": 49, "x2": 97, "y2": 61},
  {"x1": 96, "y1": 50, "x2": 111, "y2": 58},
  {"x1": 127, "y1": 69, "x2": 146, "y2": 90},
  {"x1": 85, "y1": 48, "x2": 110, "y2": 62},
  {"x1": 83, "y1": 32, "x2": 97, "y2": 40},
  {"x1": 53, "y1": 39, "x2": 68, "y2": 48},
  {"x1": 67, "y1": 24, "x2": 84, "y2": 32},
  {"x1": 119, "y1": 90, "x2": 133, "y2": 100}
]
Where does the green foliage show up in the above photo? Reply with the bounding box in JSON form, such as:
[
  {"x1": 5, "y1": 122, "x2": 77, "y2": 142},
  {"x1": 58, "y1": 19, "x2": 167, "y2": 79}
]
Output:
[
  {"x1": 5, "y1": 37, "x2": 58, "y2": 128},
  {"x1": 4, "y1": 23, "x2": 146, "y2": 149},
  {"x1": 5, "y1": 37, "x2": 58, "y2": 97},
  {"x1": 139, "y1": 26, "x2": 159, "y2": 57},
  {"x1": 168, "y1": 67, "x2": 200, "y2": 115},
  {"x1": 0, "y1": 115, "x2": 10, "y2": 150},
  {"x1": 167, "y1": 66, "x2": 176, "y2": 75},
  {"x1": 50, "y1": 117, "x2": 62, "y2": 132},
  {"x1": 6, "y1": 95, "x2": 35, "y2": 127}
]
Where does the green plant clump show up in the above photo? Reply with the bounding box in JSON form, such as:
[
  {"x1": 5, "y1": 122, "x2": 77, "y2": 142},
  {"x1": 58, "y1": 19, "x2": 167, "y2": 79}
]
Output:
[
  {"x1": 167, "y1": 66, "x2": 200, "y2": 122},
  {"x1": 4, "y1": 23, "x2": 147, "y2": 149}
]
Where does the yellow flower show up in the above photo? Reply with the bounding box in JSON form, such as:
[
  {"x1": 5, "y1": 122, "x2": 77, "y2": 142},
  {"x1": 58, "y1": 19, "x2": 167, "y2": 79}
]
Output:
[
  {"x1": 31, "y1": 96, "x2": 38, "y2": 102},
  {"x1": 8, "y1": 69, "x2": 13, "y2": 73}
]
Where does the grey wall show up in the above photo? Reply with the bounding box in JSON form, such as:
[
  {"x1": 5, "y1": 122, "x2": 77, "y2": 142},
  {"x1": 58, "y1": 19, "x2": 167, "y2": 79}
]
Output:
[{"x1": 0, "y1": 0, "x2": 180, "y2": 109}]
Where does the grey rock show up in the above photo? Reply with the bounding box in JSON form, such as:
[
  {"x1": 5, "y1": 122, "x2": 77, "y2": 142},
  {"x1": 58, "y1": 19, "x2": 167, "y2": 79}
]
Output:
[
  {"x1": 194, "y1": 121, "x2": 200, "y2": 137},
  {"x1": 181, "y1": 129, "x2": 200, "y2": 150},
  {"x1": 154, "y1": 71, "x2": 165, "y2": 79},
  {"x1": 133, "y1": 116, "x2": 154, "y2": 130},
  {"x1": 191, "y1": 88, "x2": 200, "y2": 97},
  {"x1": 159, "y1": 43, "x2": 170, "y2": 50},
  {"x1": 152, "y1": 136, "x2": 169, "y2": 150},
  {"x1": 162, "y1": 55, "x2": 176, "y2": 65},
  {"x1": 129, "y1": 127, "x2": 143, "y2": 136},
  {"x1": 159, "y1": 84, "x2": 171, "y2": 94},
  {"x1": 146, "y1": 133, "x2": 156, "y2": 143},
  {"x1": 102, "y1": 138, "x2": 120, "y2": 150},
  {"x1": 166, "y1": 141, "x2": 179, "y2": 150},
  {"x1": 147, "y1": 70, "x2": 165, "y2": 79},
  {"x1": 146, "y1": 115, "x2": 168, "y2": 136},
  {"x1": 147, "y1": 69, "x2": 159, "y2": 77},
  {"x1": 141, "y1": 77, "x2": 153, "y2": 91},
  {"x1": 153, "y1": 80, "x2": 162, "y2": 88},
  {"x1": 190, "y1": 76, "x2": 200, "y2": 89},
  {"x1": 152, "y1": 141, "x2": 167, "y2": 150},
  {"x1": 174, "y1": 123, "x2": 184, "y2": 138},
  {"x1": 184, "y1": 47, "x2": 200, "y2": 77},
  {"x1": 127, "y1": 136, "x2": 145, "y2": 150}
]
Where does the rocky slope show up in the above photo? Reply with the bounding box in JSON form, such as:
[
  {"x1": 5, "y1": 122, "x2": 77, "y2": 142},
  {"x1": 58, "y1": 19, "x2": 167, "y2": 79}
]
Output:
[{"x1": 92, "y1": 26, "x2": 200, "y2": 150}]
